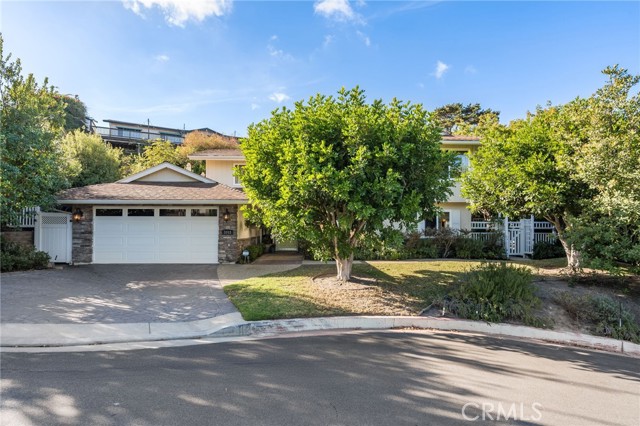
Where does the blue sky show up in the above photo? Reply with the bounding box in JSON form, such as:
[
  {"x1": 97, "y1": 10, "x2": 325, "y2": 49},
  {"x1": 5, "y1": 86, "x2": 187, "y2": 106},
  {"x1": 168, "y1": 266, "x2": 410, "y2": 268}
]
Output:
[{"x1": 2, "y1": 1, "x2": 639, "y2": 136}]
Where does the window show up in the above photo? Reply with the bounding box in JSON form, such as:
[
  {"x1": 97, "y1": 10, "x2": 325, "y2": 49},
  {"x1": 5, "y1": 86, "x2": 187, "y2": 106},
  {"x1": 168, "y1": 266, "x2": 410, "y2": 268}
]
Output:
[
  {"x1": 159, "y1": 209, "x2": 186, "y2": 217},
  {"x1": 117, "y1": 127, "x2": 142, "y2": 139},
  {"x1": 96, "y1": 209, "x2": 123, "y2": 216},
  {"x1": 439, "y1": 212, "x2": 451, "y2": 229},
  {"x1": 449, "y1": 152, "x2": 470, "y2": 178},
  {"x1": 127, "y1": 209, "x2": 154, "y2": 217},
  {"x1": 191, "y1": 208, "x2": 217, "y2": 217},
  {"x1": 233, "y1": 164, "x2": 245, "y2": 186}
]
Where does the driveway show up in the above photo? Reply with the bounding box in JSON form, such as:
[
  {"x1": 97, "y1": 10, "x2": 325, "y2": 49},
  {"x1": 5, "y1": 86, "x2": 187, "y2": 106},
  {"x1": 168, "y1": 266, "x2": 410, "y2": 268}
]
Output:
[{"x1": 0, "y1": 265, "x2": 238, "y2": 324}]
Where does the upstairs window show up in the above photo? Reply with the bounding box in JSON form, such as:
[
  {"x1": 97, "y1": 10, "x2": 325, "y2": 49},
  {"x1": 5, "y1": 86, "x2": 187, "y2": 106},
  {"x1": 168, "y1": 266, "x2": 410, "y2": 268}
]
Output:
[{"x1": 233, "y1": 164, "x2": 245, "y2": 186}]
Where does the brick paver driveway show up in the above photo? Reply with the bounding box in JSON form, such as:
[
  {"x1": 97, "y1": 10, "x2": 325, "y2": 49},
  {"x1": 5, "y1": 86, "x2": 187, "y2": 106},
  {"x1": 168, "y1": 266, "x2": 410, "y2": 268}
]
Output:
[{"x1": 0, "y1": 265, "x2": 237, "y2": 324}]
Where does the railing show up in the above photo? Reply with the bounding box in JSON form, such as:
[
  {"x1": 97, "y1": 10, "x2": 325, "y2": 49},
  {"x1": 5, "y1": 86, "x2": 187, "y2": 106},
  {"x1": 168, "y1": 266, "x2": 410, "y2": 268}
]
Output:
[
  {"x1": 468, "y1": 232, "x2": 495, "y2": 241},
  {"x1": 534, "y1": 233, "x2": 557, "y2": 244},
  {"x1": 94, "y1": 126, "x2": 184, "y2": 144},
  {"x1": 534, "y1": 221, "x2": 555, "y2": 230},
  {"x1": 12, "y1": 207, "x2": 40, "y2": 228}
]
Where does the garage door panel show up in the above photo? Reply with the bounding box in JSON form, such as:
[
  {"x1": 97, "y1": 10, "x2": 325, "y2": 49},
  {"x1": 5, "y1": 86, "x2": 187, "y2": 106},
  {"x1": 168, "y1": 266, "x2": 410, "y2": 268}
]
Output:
[
  {"x1": 157, "y1": 221, "x2": 189, "y2": 233},
  {"x1": 125, "y1": 251, "x2": 157, "y2": 262},
  {"x1": 94, "y1": 208, "x2": 218, "y2": 264},
  {"x1": 95, "y1": 221, "x2": 126, "y2": 234},
  {"x1": 126, "y1": 222, "x2": 156, "y2": 233}
]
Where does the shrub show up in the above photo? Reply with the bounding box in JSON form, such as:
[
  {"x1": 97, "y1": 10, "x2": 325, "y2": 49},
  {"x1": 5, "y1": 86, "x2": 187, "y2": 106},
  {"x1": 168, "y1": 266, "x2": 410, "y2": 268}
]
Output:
[
  {"x1": 553, "y1": 291, "x2": 640, "y2": 343},
  {"x1": 239, "y1": 244, "x2": 264, "y2": 263},
  {"x1": 454, "y1": 237, "x2": 484, "y2": 259},
  {"x1": 1, "y1": 238, "x2": 50, "y2": 272},
  {"x1": 533, "y1": 240, "x2": 565, "y2": 259},
  {"x1": 479, "y1": 231, "x2": 506, "y2": 260},
  {"x1": 440, "y1": 262, "x2": 547, "y2": 327}
]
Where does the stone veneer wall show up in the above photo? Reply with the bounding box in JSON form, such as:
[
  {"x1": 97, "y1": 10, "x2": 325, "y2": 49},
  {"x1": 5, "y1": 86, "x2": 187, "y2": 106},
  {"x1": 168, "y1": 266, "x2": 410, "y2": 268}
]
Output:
[
  {"x1": 218, "y1": 204, "x2": 239, "y2": 263},
  {"x1": 72, "y1": 206, "x2": 93, "y2": 264}
]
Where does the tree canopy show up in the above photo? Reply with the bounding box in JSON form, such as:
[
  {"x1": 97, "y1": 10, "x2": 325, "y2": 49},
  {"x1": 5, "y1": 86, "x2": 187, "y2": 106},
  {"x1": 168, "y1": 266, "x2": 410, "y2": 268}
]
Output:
[
  {"x1": 60, "y1": 130, "x2": 124, "y2": 187},
  {"x1": 431, "y1": 103, "x2": 499, "y2": 135},
  {"x1": 462, "y1": 66, "x2": 639, "y2": 271},
  {"x1": 241, "y1": 87, "x2": 455, "y2": 280},
  {"x1": 0, "y1": 35, "x2": 66, "y2": 226},
  {"x1": 126, "y1": 139, "x2": 188, "y2": 175},
  {"x1": 56, "y1": 94, "x2": 88, "y2": 132}
]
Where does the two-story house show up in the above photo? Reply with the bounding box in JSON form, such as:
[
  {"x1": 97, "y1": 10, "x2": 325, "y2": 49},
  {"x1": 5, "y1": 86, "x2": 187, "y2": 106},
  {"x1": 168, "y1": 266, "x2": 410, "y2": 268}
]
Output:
[{"x1": 55, "y1": 131, "x2": 546, "y2": 264}]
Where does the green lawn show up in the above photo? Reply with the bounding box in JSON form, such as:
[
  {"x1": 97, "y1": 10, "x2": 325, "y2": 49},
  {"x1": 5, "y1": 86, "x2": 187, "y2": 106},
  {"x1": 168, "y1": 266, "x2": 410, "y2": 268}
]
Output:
[{"x1": 224, "y1": 260, "x2": 482, "y2": 321}]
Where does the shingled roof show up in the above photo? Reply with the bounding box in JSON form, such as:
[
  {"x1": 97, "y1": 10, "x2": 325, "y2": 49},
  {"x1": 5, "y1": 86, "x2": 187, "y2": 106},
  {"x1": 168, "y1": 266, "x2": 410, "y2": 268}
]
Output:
[
  {"x1": 57, "y1": 181, "x2": 248, "y2": 204},
  {"x1": 56, "y1": 162, "x2": 248, "y2": 204}
]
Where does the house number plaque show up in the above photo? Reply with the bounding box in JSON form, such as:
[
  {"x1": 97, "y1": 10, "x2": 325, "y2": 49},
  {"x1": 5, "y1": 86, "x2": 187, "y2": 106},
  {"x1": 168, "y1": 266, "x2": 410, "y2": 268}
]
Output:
[{"x1": 221, "y1": 230, "x2": 234, "y2": 236}]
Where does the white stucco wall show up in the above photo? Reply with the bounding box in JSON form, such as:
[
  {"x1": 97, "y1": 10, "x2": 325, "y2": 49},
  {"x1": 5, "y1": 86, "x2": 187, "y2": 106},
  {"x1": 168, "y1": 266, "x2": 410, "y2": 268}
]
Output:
[{"x1": 205, "y1": 160, "x2": 244, "y2": 188}]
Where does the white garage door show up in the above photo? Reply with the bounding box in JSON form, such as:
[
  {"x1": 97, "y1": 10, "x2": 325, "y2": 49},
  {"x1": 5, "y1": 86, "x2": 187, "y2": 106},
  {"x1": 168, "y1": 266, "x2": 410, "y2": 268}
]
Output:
[{"x1": 93, "y1": 207, "x2": 219, "y2": 264}]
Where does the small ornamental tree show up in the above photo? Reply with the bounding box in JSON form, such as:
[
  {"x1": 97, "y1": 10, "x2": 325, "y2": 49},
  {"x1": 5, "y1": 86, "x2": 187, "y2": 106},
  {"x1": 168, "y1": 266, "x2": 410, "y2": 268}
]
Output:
[{"x1": 241, "y1": 87, "x2": 455, "y2": 280}]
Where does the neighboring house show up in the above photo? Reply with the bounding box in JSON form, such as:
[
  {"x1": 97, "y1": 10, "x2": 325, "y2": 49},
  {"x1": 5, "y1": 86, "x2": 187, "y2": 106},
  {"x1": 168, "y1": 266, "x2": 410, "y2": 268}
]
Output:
[
  {"x1": 56, "y1": 162, "x2": 255, "y2": 264},
  {"x1": 93, "y1": 119, "x2": 238, "y2": 151}
]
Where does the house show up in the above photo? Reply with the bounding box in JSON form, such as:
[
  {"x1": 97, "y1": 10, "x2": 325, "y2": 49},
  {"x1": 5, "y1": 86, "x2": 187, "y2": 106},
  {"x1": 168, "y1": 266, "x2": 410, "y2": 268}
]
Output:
[
  {"x1": 49, "y1": 131, "x2": 553, "y2": 264},
  {"x1": 93, "y1": 120, "x2": 238, "y2": 152},
  {"x1": 56, "y1": 162, "x2": 253, "y2": 264}
]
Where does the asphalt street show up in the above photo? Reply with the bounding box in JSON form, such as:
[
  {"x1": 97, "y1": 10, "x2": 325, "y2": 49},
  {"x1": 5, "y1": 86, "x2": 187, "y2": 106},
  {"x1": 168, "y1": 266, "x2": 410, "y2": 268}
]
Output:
[{"x1": 1, "y1": 331, "x2": 639, "y2": 426}]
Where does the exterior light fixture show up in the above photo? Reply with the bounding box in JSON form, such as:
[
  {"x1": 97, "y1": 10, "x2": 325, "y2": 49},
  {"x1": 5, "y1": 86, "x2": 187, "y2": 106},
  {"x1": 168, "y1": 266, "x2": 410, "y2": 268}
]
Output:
[
  {"x1": 223, "y1": 208, "x2": 230, "y2": 222},
  {"x1": 72, "y1": 208, "x2": 83, "y2": 222}
]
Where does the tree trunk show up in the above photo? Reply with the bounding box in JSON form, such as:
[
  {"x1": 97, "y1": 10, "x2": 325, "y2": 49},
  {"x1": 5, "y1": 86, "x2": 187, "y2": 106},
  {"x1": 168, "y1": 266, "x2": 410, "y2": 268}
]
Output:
[
  {"x1": 558, "y1": 235, "x2": 581, "y2": 273},
  {"x1": 335, "y1": 253, "x2": 354, "y2": 281}
]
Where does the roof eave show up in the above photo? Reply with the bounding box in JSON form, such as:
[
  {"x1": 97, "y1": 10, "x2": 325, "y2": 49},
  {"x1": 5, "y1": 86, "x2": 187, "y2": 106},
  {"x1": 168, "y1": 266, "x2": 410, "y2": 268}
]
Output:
[{"x1": 57, "y1": 199, "x2": 248, "y2": 205}]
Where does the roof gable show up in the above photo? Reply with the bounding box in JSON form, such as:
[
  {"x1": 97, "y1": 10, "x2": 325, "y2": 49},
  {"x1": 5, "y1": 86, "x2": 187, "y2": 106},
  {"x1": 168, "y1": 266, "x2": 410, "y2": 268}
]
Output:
[{"x1": 118, "y1": 162, "x2": 214, "y2": 184}]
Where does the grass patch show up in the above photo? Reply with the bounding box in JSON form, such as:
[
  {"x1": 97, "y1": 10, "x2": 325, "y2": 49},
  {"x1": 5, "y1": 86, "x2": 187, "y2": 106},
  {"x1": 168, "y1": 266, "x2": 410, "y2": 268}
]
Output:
[{"x1": 224, "y1": 261, "x2": 480, "y2": 321}]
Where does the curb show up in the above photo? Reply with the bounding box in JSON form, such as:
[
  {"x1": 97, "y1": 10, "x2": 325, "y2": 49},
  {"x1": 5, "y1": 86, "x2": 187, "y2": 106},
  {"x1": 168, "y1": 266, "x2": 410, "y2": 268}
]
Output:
[
  {"x1": 0, "y1": 312, "x2": 244, "y2": 347},
  {"x1": 212, "y1": 316, "x2": 640, "y2": 357},
  {"x1": 2, "y1": 315, "x2": 639, "y2": 357}
]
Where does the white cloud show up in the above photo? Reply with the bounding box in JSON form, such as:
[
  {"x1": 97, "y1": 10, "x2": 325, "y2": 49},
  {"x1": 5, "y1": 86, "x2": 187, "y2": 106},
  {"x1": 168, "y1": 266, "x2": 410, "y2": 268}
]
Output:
[
  {"x1": 356, "y1": 31, "x2": 370, "y2": 47},
  {"x1": 323, "y1": 34, "x2": 334, "y2": 48},
  {"x1": 269, "y1": 92, "x2": 290, "y2": 103},
  {"x1": 465, "y1": 65, "x2": 477, "y2": 74},
  {"x1": 251, "y1": 103, "x2": 260, "y2": 110},
  {"x1": 155, "y1": 54, "x2": 170, "y2": 62},
  {"x1": 122, "y1": 0, "x2": 233, "y2": 27},
  {"x1": 314, "y1": 0, "x2": 362, "y2": 23},
  {"x1": 267, "y1": 37, "x2": 294, "y2": 60},
  {"x1": 434, "y1": 60, "x2": 450, "y2": 79}
]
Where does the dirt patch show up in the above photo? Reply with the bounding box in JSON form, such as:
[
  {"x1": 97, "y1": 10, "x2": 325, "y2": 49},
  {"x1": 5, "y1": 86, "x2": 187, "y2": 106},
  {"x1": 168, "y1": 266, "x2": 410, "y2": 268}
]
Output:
[
  {"x1": 532, "y1": 270, "x2": 640, "y2": 333},
  {"x1": 310, "y1": 273, "x2": 419, "y2": 316}
]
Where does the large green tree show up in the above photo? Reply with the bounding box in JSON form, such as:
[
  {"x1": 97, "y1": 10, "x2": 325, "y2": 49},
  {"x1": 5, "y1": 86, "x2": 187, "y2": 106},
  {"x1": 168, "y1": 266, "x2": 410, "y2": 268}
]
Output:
[
  {"x1": 462, "y1": 66, "x2": 639, "y2": 272},
  {"x1": 560, "y1": 66, "x2": 640, "y2": 270},
  {"x1": 242, "y1": 87, "x2": 455, "y2": 280},
  {"x1": 432, "y1": 103, "x2": 499, "y2": 135},
  {"x1": 0, "y1": 35, "x2": 66, "y2": 226},
  {"x1": 60, "y1": 130, "x2": 124, "y2": 187},
  {"x1": 56, "y1": 94, "x2": 88, "y2": 132}
]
